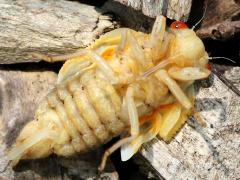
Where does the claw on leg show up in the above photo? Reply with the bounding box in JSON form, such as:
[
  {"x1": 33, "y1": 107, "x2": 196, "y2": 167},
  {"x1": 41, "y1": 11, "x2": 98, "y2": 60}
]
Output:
[
  {"x1": 192, "y1": 108, "x2": 207, "y2": 127},
  {"x1": 98, "y1": 136, "x2": 134, "y2": 173}
]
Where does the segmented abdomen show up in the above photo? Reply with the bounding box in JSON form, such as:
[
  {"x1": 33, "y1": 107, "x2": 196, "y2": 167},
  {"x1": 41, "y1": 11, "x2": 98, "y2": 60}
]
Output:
[{"x1": 37, "y1": 70, "x2": 129, "y2": 156}]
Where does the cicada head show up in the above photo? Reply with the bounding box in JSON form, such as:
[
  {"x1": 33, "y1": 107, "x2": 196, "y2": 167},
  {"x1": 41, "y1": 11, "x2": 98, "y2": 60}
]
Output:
[{"x1": 167, "y1": 21, "x2": 208, "y2": 67}]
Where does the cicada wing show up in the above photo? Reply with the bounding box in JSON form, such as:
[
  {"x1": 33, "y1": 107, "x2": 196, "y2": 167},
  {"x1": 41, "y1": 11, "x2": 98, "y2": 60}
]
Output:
[{"x1": 120, "y1": 113, "x2": 162, "y2": 161}]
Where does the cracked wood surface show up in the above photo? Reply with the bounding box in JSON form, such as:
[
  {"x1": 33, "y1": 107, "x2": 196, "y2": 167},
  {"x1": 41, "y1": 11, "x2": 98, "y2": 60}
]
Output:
[
  {"x1": 0, "y1": 69, "x2": 239, "y2": 180},
  {"x1": 0, "y1": 0, "x2": 117, "y2": 64},
  {"x1": 138, "y1": 70, "x2": 240, "y2": 179},
  {"x1": 113, "y1": 0, "x2": 192, "y2": 21},
  {"x1": 224, "y1": 66, "x2": 240, "y2": 91},
  {"x1": 0, "y1": 0, "x2": 239, "y2": 179},
  {"x1": 196, "y1": 0, "x2": 240, "y2": 40},
  {"x1": 0, "y1": 68, "x2": 119, "y2": 180}
]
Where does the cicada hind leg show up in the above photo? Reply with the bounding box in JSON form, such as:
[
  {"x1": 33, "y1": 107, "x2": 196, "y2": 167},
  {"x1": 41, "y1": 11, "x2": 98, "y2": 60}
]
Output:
[{"x1": 98, "y1": 85, "x2": 140, "y2": 172}]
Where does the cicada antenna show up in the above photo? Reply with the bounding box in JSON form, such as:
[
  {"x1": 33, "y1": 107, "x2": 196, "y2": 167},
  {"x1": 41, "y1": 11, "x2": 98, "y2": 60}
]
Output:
[
  {"x1": 191, "y1": 0, "x2": 208, "y2": 30},
  {"x1": 209, "y1": 57, "x2": 237, "y2": 64}
]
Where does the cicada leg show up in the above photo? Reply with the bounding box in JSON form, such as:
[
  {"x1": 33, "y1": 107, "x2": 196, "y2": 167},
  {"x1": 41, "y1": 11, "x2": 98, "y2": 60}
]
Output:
[
  {"x1": 55, "y1": 49, "x2": 117, "y2": 84},
  {"x1": 155, "y1": 69, "x2": 192, "y2": 110},
  {"x1": 191, "y1": 109, "x2": 207, "y2": 127},
  {"x1": 98, "y1": 136, "x2": 134, "y2": 172},
  {"x1": 154, "y1": 69, "x2": 208, "y2": 137},
  {"x1": 30, "y1": 50, "x2": 87, "y2": 63},
  {"x1": 115, "y1": 29, "x2": 127, "y2": 54},
  {"x1": 168, "y1": 66, "x2": 211, "y2": 81},
  {"x1": 57, "y1": 58, "x2": 93, "y2": 84},
  {"x1": 149, "y1": 15, "x2": 166, "y2": 48},
  {"x1": 167, "y1": 66, "x2": 208, "y2": 127},
  {"x1": 98, "y1": 85, "x2": 140, "y2": 172}
]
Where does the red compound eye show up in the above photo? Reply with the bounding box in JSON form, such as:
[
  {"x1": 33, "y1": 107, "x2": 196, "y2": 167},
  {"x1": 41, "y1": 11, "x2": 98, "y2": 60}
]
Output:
[
  {"x1": 170, "y1": 21, "x2": 188, "y2": 29},
  {"x1": 205, "y1": 63, "x2": 211, "y2": 70}
]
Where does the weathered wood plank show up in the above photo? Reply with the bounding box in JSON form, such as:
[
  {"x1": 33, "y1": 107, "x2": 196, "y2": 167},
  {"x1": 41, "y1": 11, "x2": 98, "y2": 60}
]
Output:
[
  {"x1": 0, "y1": 0, "x2": 239, "y2": 179},
  {"x1": 138, "y1": 72, "x2": 240, "y2": 179},
  {"x1": 2, "y1": 68, "x2": 238, "y2": 179},
  {"x1": 196, "y1": 0, "x2": 240, "y2": 40},
  {"x1": 112, "y1": 0, "x2": 192, "y2": 21},
  {"x1": 212, "y1": 65, "x2": 240, "y2": 96},
  {"x1": 0, "y1": 0, "x2": 117, "y2": 64},
  {"x1": 0, "y1": 68, "x2": 118, "y2": 180},
  {"x1": 224, "y1": 67, "x2": 240, "y2": 91}
]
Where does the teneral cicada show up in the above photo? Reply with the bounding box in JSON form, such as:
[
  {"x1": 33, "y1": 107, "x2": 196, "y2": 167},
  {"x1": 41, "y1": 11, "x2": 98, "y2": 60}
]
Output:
[{"x1": 7, "y1": 15, "x2": 210, "y2": 172}]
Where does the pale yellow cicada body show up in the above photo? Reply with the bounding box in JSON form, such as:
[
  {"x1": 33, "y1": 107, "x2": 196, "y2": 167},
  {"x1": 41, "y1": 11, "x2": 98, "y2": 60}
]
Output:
[{"x1": 7, "y1": 16, "x2": 210, "y2": 171}]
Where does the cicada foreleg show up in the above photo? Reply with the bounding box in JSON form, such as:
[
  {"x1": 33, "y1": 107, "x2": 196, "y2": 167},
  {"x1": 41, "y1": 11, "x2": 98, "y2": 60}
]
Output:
[
  {"x1": 155, "y1": 69, "x2": 192, "y2": 110},
  {"x1": 155, "y1": 69, "x2": 207, "y2": 130}
]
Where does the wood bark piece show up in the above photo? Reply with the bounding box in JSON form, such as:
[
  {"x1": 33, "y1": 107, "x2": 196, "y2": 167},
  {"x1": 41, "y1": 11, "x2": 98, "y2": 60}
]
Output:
[
  {"x1": 0, "y1": 0, "x2": 117, "y2": 64},
  {"x1": 0, "y1": 68, "x2": 118, "y2": 180},
  {"x1": 112, "y1": 0, "x2": 192, "y2": 21},
  {"x1": 212, "y1": 65, "x2": 240, "y2": 96},
  {"x1": 224, "y1": 66, "x2": 240, "y2": 91},
  {"x1": 196, "y1": 0, "x2": 240, "y2": 40},
  {"x1": 138, "y1": 72, "x2": 240, "y2": 179}
]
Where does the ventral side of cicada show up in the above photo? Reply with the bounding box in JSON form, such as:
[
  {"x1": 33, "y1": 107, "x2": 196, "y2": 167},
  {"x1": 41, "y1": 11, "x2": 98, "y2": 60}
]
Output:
[{"x1": 7, "y1": 14, "x2": 212, "y2": 173}]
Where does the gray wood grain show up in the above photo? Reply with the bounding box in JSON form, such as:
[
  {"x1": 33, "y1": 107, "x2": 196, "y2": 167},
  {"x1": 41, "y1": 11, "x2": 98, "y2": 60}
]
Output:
[
  {"x1": 0, "y1": 0, "x2": 117, "y2": 64},
  {"x1": 139, "y1": 73, "x2": 240, "y2": 179},
  {"x1": 113, "y1": 0, "x2": 192, "y2": 21},
  {"x1": 196, "y1": 0, "x2": 240, "y2": 40},
  {"x1": 0, "y1": 69, "x2": 118, "y2": 180},
  {"x1": 0, "y1": 0, "x2": 239, "y2": 179},
  {"x1": 224, "y1": 67, "x2": 240, "y2": 91}
]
